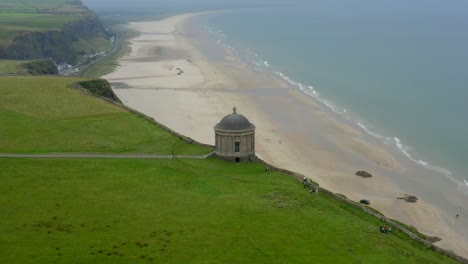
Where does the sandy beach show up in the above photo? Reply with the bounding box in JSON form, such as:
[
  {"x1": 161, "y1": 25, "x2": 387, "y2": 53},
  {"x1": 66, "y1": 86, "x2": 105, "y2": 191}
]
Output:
[{"x1": 103, "y1": 13, "x2": 468, "y2": 258}]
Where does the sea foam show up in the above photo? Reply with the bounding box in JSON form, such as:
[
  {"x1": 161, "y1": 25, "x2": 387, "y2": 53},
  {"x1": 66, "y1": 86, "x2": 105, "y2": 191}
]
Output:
[
  {"x1": 357, "y1": 122, "x2": 390, "y2": 143},
  {"x1": 394, "y1": 137, "x2": 414, "y2": 160},
  {"x1": 393, "y1": 137, "x2": 454, "y2": 177},
  {"x1": 203, "y1": 20, "x2": 466, "y2": 191},
  {"x1": 275, "y1": 68, "x2": 461, "y2": 187}
]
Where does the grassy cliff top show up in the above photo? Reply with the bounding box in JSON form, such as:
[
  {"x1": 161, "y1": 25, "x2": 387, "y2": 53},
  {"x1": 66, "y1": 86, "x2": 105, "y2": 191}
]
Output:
[
  {"x1": 0, "y1": 0, "x2": 87, "y2": 14},
  {"x1": 0, "y1": 59, "x2": 30, "y2": 74},
  {"x1": 0, "y1": 0, "x2": 92, "y2": 47},
  {"x1": 0, "y1": 76, "x2": 212, "y2": 155},
  {"x1": 0, "y1": 59, "x2": 58, "y2": 75}
]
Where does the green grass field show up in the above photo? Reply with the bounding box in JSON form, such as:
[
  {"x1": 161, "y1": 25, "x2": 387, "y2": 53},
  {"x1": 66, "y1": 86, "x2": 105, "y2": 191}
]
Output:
[
  {"x1": 0, "y1": 59, "x2": 29, "y2": 74},
  {"x1": 0, "y1": 76, "x2": 212, "y2": 155},
  {"x1": 0, "y1": 13, "x2": 80, "y2": 29},
  {"x1": 0, "y1": 0, "x2": 112, "y2": 60},
  {"x1": 0, "y1": 158, "x2": 457, "y2": 264},
  {"x1": 0, "y1": 75, "x2": 459, "y2": 263},
  {"x1": 0, "y1": 0, "x2": 85, "y2": 14},
  {"x1": 0, "y1": 59, "x2": 58, "y2": 75},
  {"x1": 0, "y1": 0, "x2": 92, "y2": 47}
]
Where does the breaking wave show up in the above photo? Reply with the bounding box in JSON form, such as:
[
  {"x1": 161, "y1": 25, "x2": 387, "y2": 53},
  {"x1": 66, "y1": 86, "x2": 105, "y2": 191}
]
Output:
[
  {"x1": 273, "y1": 68, "x2": 463, "y2": 190},
  {"x1": 202, "y1": 20, "x2": 467, "y2": 192}
]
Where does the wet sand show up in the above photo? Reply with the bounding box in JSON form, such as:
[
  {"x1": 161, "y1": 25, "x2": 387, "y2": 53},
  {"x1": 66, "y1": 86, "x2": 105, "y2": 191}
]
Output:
[{"x1": 103, "y1": 13, "x2": 468, "y2": 258}]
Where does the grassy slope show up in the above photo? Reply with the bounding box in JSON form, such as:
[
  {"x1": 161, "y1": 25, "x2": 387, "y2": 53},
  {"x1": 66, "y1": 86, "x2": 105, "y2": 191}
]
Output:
[
  {"x1": 0, "y1": 76, "x2": 212, "y2": 155},
  {"x1": 0, "y1": 0, "x2": 84, "y2": 14},
  {"x1": 81, "y1": 25, "x2": 138, "y2": 78},
  {"x1": 0, "y1": 0, "x2": 84, "y2": 47},
  {"x1": 0, "y1": 158, "x2": 456, "y2": 264},
  {"x1": 0, "y1": 0, "x2": 68, "y2": 5},
  {"x1": 0, "y1": 59, "x2": 29, "y2": 74},
  {"x1": 0, "y1": 0, "x2": 111, "y2": 62},
  {"x1": 0, "y1": 13, "x2": 81, "y2": 29},
  {"x1": 0, "y1": 59, "x2": 58, "y2": 75},
  {"x1": 0, "y1": 75, "x2": 458, "y2": 263},
  {"x1": 0, "y1": 13, "x2": 81, "y2": 47}
]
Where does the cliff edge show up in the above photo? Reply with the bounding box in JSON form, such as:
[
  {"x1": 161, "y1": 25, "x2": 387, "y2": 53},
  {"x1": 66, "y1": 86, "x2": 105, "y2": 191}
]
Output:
[{"x1": 0, "y1": 0, "x2": 112, "y2": 64}]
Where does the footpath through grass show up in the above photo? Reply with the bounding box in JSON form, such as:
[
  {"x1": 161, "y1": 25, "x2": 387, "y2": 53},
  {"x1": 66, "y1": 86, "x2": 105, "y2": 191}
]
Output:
[
  {"x1": 0, "y1": 158, "x2": 457, "y2": 264},
  {"x1": 0, "y1": 76, "x2": 212, "y2": 155}
]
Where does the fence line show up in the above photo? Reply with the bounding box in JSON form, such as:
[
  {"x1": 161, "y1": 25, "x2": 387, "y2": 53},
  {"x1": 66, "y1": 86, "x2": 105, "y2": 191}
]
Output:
[{"x1": 257, "y1": 158, "x2": 468, "y2": 264}]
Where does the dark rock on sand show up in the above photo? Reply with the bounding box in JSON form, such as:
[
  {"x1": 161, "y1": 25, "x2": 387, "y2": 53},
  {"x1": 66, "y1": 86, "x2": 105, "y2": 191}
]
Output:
[
  {"x1": 356, "y1": 171, "x2": 373, "y2": 178},
  {"x1": 427, "y1": 236, "x2": 442, "y2": 243},
  {"x1": 397, "y1": 194, "x2": 418, "y2": 203}
]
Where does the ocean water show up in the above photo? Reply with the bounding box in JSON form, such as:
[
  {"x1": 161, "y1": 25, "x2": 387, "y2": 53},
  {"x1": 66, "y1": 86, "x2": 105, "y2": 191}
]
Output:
[{"x1": 201, "y1": 0, "x2": 468, "y2": 186}]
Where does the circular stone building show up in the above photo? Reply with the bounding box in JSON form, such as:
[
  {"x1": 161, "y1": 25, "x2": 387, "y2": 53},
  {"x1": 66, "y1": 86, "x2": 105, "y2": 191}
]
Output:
[{"x1": 214, "y1": 107, "x2": 256, "y2": 162}]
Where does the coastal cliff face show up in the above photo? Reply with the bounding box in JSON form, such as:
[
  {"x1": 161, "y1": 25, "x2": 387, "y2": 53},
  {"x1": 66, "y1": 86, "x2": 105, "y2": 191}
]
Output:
[
  {"x1": 0, "y1": 1, "x2": 111, "y2": 64},
  {"x1": 63, "y1": 16, "x2": 108, "y2": 40}
]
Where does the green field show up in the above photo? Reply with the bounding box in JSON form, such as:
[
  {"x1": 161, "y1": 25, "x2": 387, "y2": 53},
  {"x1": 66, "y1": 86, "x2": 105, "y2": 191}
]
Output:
[
  {"x1": 0, "y1": 0, "x2": 85, "y2": 14},
  {"x1": 0, "y1": 13, "x2": 81, "y2": 29},
  {"x1": 0, "y1": 0, "x2": 111, "y2": 64},
  {"x1": 0, "y1": 158, "x2": 457, "y2": 264},
  {"x1": 0, "y1": 59, "x2": 58, "y2": 75},
  {"x1": 0, "y1": 0, "x2": 86, "y2": 46},
  {"x1": 0, "y1": 75, "x2": 459, "y2": 263},
  {"x1": 0, "y1": 13, "x2": 81, "y2": 46},
  {"x1": 0, "y1": 76, "x2": 212, "y2": 155},
  {"x1": 0, "y1": 59, "x2": 29, "y2": 74}
]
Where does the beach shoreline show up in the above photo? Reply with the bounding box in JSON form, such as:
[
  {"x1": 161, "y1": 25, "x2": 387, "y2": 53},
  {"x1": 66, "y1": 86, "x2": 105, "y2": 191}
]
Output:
[{"x1": 102, "y1": 12, "x2": 468, "y2": 258}]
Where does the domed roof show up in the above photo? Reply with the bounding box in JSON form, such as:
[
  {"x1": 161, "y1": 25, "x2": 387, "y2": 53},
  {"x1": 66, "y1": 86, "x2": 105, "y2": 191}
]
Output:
[{"x1": 215, "y1": 107, "x2": 255, "y2": 131}]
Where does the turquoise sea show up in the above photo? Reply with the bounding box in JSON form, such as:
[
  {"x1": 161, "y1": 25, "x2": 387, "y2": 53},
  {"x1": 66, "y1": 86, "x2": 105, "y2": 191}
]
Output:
[{"x1": 200, "y1": 0, "x2": 468, "y2": 187}]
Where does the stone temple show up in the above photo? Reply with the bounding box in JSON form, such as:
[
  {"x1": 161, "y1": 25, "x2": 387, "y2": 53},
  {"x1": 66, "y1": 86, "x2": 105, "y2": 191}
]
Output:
[{"x1": 214, "y1": 107, "x2": 256, "y2": 162}]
